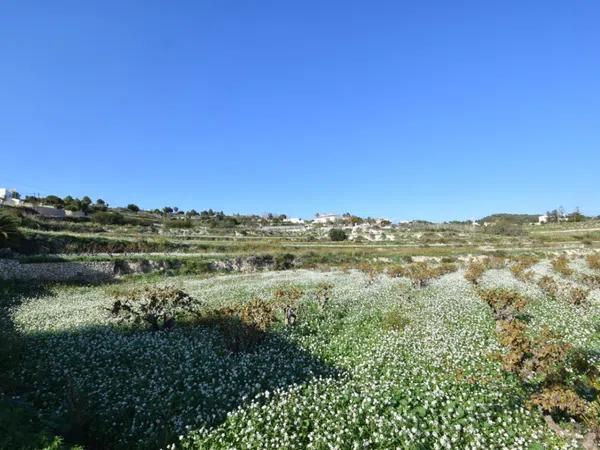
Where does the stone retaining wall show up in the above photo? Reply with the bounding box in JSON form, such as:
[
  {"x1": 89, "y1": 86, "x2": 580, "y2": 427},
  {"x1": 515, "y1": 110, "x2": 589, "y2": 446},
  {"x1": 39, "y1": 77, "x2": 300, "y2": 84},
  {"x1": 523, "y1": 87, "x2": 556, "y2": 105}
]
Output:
[
  {"x1": 0, "y1": 255, "x2": 294, "y2": 282},
  {"x1": 0, "y1": 259, "x2": 115, "y2": 282}
]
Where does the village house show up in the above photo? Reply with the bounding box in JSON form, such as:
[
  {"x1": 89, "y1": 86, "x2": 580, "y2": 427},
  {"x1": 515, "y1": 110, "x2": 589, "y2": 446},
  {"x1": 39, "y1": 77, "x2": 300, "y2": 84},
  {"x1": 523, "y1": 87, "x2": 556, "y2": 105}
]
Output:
[
  {"x1": 313, "y1": 213, "x2": 340, "y2": 224},
  {"x1": 283, "y1": 217, "x2": 305, "y2": 224},
  {"x1": 1, "y1": 187, "x2": 87, "y2": 219},
  {"x1": 0, "y1": 188, "x2": 24, "y2": 207}
]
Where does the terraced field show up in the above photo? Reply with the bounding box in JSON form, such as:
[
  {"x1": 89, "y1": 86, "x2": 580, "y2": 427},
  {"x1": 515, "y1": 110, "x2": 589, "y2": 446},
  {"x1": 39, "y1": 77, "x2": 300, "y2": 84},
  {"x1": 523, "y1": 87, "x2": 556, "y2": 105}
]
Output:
[{"x1": 4, "y1": 254, "x2": 599, "y2": 449}]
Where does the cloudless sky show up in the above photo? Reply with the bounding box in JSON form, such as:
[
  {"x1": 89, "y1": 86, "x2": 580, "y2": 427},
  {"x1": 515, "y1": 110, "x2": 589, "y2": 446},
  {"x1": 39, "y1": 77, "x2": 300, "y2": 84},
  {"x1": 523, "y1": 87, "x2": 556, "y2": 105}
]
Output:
[{"x1": 1, "y1": 1, "x2": 599, "y2": 221}]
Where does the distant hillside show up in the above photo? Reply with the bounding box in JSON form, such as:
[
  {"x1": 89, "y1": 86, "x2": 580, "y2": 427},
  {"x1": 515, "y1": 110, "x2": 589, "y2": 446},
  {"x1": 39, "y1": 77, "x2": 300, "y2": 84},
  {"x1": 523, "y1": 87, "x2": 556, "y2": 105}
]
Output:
[{"x1": 479, "y1": 213, "x2": 539, "y2": 224}]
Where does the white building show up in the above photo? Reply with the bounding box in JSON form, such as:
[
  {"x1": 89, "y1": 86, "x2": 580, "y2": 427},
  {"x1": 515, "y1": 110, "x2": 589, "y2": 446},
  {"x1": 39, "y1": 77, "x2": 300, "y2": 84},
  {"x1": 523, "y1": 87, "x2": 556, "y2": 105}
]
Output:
[
  {"x1": 284, "y1": 217, "x2": 305, "y2": 224},
  {"x1": 0, "y1": 188, "x2": 23, "y2": 207},
  {"x1": 313, "y1": 213, "x2": 340, "y2": 224}
]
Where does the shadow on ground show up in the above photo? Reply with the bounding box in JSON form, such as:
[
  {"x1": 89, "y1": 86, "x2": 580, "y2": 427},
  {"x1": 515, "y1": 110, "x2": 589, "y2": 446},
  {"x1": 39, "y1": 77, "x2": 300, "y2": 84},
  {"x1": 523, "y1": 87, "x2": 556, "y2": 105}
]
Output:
[{"x1": 3, "y1": 282, "x2": 339, "y2": 450}]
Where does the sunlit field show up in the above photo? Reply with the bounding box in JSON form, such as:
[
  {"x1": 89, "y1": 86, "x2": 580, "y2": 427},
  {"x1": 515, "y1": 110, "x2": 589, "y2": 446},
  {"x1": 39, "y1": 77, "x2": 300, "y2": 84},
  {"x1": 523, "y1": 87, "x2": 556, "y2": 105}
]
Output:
[{"x1": 4, "y1": 254, "x2": 599, "y2": 449}]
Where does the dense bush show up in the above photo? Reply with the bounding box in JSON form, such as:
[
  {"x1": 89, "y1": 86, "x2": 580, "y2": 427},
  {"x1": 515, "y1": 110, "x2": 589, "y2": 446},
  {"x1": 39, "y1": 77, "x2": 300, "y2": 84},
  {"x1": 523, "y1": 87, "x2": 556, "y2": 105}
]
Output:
[
  {"x1": 164, "y1": 218, "x2": 193, "y2": 229},
  {"x1": 274, "y1": 253, "x2": 296, "y2": 270},
  {"x1": 328, "y1": 228, "x2": 347, "y2": 241},
  {"x1": 179, "y1": 259, "x2": 212, "y2": 275},
  {"x1": 529, "y1": 385, "x2": 589, "y2": 420},
  {"x1": 0, "y1": 210, "x2": 21, "y2": 248},
  {"x1": 480, "y1": 284, "x2": 600, "y2": 436},
  {"x1": 109, "y1": 286, "x2": 201, "y2": 331},
  {"x1": 18, "y1": 232, "x2": 189, "y2": 255},
  {"x1": 91, "y1": 211, "x2": 126, "y2": 225},
  {"x1": 92, "y1": 211, "x2": 151, "y2": 226}
]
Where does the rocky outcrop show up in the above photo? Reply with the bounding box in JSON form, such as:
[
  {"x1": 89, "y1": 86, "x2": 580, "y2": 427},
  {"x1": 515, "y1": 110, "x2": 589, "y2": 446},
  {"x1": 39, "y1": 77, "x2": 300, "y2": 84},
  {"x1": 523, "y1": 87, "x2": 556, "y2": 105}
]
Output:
[{"x1": 209, "y1": 255, "x2": 277, "y2": 272}]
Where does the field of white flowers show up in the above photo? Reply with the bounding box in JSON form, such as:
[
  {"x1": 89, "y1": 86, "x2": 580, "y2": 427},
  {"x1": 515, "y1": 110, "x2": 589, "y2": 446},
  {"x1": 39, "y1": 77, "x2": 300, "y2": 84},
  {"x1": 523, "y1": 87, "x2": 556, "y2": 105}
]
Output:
[{"x1": 8, "y1": 258, "x2": 600, "y2": 449}]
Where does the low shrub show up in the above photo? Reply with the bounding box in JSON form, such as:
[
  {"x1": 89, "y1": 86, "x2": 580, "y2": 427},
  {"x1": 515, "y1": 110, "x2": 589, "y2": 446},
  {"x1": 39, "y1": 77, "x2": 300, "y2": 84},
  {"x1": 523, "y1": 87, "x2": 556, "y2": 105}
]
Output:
[
  {"x1": 329, "y1": 228, "x2": 347, "y2": 242},
  {"x1": 273, "y1": 285, "x2": 303, "y2": 306},
  {"x1": 537, "y1": 276, "x2": 559, "y2": 299},
  {"x1": 489, "y1": 298, "x2": 598, "y2": 431},
  {"x1": 387, "y1": 264, "x2": 405, "y2": 279},
  {"x1": 108, "y1": 286, "x2": 201, "y2": 331},
  {"x1": 568, "y1": 287, "x2": 589, "y2": 306},
  {"x1": 586, "y1": 253, "x2": 600, "y2": 271},
  {"x1": 0, "y1": 210, "x2": 21, "y2": 248},
  {"x1": 464, "y1": 259, "x2": 486, "y2": 285},
  {"x1": 179, "y1": 259, "x2": 212, "y2": 275},
  {"x1": 203, "y1": 298, "x2": 276, "y2": 352},
  {"x1": 358, "y1": 263, "x2": 380, "y2": 284},
  {"x1": 399, "y1": 262, "x2": 435, "y2": 287},
  {"x1": 438, "y1": 262, "x2": 458, "y2": 274},
  {"x1": 580, "y1": 273, "x2": 600, "y2": 289},
  {"x1": 274, "y1": 253, "x2": 296, "y2": 270},
  {"x1": 551, "y1": 255, "x2": 573, "y2": 277},
  {"x1": 484, "y1": 221, "x2": 525, "y2": 236},
  {"x1": 440, "y1": 256, "x2": 457, "y2": 264},
  {"x1": 273, "y1": 285, "x2": 303, "y2": 326},
  {"x1": 478, "y1": 288, "x2": 527, "y2": 321},
  {"x1": 483, "y1": 256, "x2": 506, "y2": 270},
  {"x1": 496, "y1": 323, "x2": 572, "y2": 381},
  {"x1": 510, "y1": 256, "x2": 539, "y2": 282},
  {"x1": 389, "y1": 262, "x2": 457, "y2": 287},
  {"x1": 164, "y1": 218, "x2": 193, "y2": 229},
  {"x1": 529, "y1": 385, "x2": 590, "y2": 420},
  {"x1": 381, "y1": 308, "x2": 410, "y2": 332},
  {"x1": 315, "y1": 282, "x2": 333, "y2": 310},
  {"x1": 495, "y1": 319, "x2": 531, "y2": 374},
  {"x1": 91, "y1": 211, "x2": 126, "y2": 225}
]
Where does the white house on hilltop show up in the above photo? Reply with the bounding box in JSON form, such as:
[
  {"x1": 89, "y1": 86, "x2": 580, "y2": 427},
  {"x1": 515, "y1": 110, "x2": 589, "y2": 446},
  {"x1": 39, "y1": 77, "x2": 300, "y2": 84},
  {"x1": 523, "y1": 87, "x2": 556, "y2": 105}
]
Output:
[
  {"x1": 313, "y1": 213, "x2": 340, "y2": 224},
  {"x1": 0, "y1": 188, "x2": 23, "y2": 207},
  {"x1": 284, "y1": 217, "x2": 305, "y2": 224},
  {"x1": 1, "y1": 187, "x2": 88, "y2": 219}
]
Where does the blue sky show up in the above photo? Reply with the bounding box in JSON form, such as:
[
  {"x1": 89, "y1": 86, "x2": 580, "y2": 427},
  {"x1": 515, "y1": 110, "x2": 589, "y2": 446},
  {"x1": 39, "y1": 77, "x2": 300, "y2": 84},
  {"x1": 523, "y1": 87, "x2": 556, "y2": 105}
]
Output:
[{"x1": 2, "y1": 1, "x2": 599, "y2": 221}]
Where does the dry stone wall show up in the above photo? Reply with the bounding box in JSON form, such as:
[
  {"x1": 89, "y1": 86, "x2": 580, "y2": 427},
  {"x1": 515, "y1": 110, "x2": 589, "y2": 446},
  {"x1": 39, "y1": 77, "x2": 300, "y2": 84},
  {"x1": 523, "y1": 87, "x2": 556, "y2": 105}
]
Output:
[
  {"x1": 0, "y1": 254, "x2": 292, "y2": 282},
  {"x1": 0, "y1": 259, "x2": 114, "y2": 282}
]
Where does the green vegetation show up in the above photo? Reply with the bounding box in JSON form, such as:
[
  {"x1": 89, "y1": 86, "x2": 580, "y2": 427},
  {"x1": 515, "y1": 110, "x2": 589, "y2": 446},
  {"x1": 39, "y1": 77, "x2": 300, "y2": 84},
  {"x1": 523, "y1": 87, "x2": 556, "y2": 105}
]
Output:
[
  {"x1": 2, "y1": 201, "x2": 600, "y2": 449},
  {"x1": 2, "y1": 261, "x2": 599, "y2": 449},
  {"x1": 479, "y1": 213, "x2": 540, "y2": 224},
  {"x1": 0, "y1": 210, "x2": 21, "y2": 247},
  {"x1": 328, "y1": 228, "x2": 347, "y2": 241}
]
